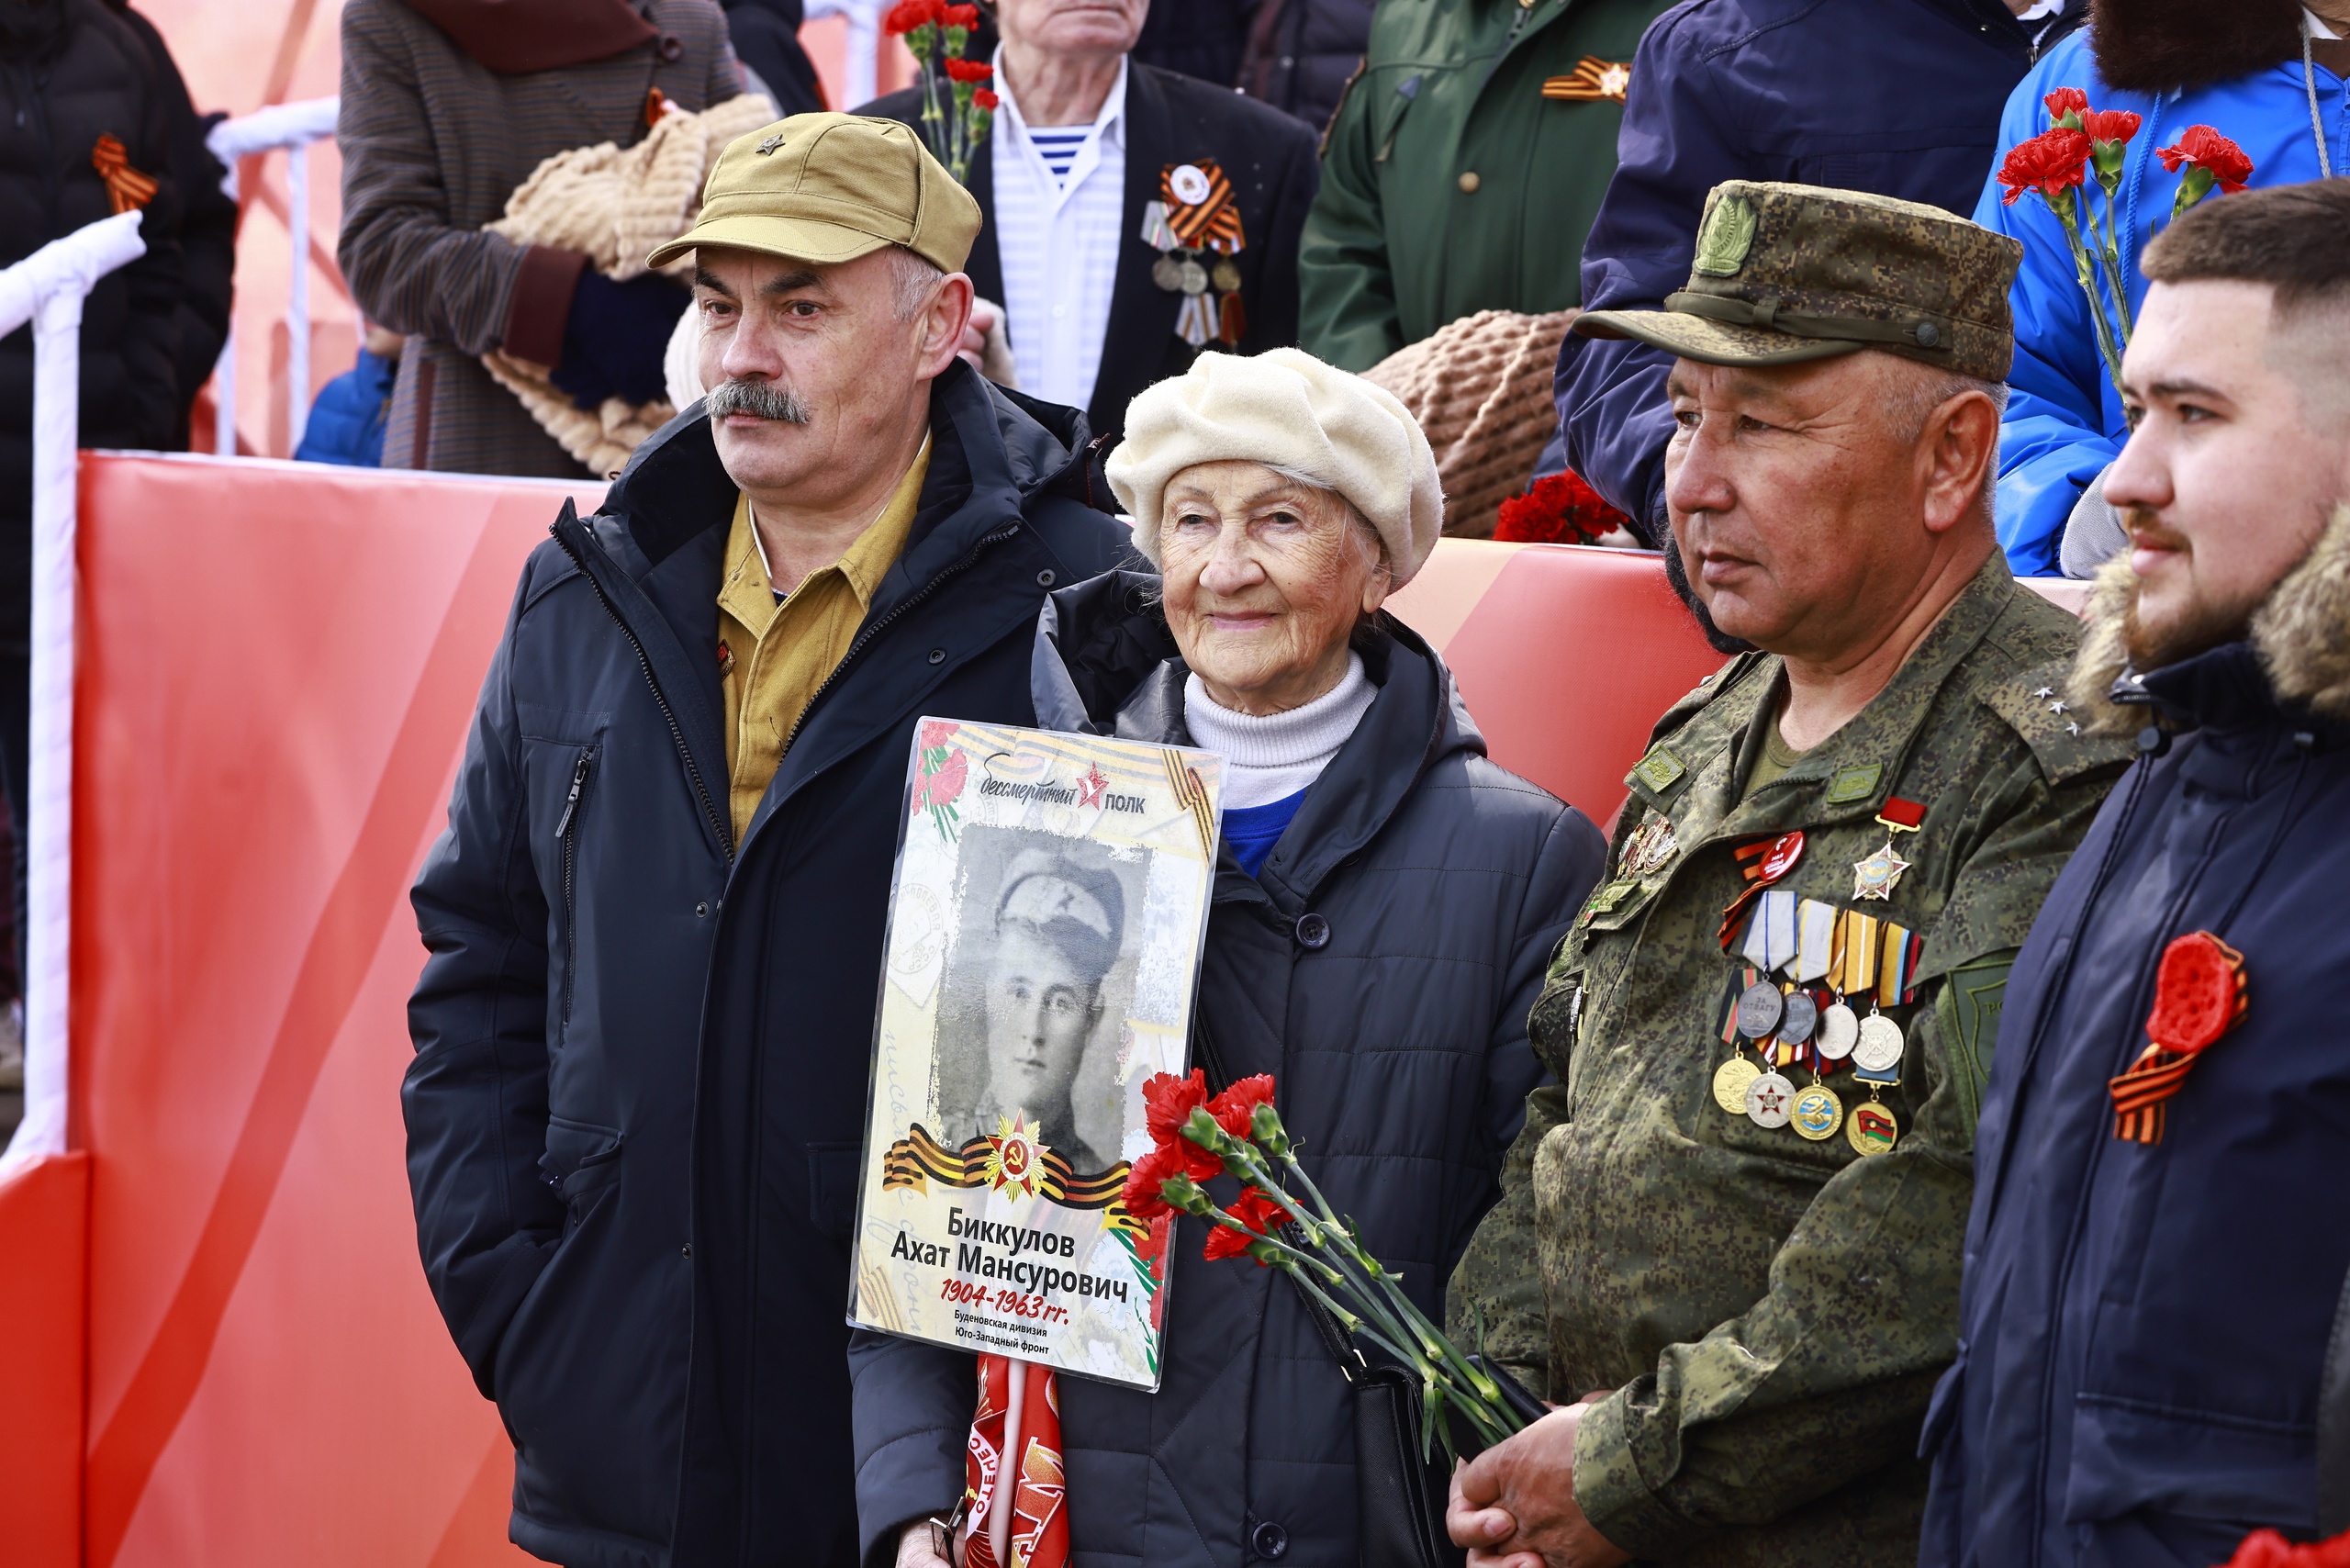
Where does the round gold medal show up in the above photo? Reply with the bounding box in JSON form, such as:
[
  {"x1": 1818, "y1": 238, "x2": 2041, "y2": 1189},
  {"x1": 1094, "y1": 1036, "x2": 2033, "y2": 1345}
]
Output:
[
  {"x1": 1712, "y1": 1055, "x2": 1762, "y2": 1114},
  {"x1": 1790, "y1": 1082, "x2": 1843, "y2": 1141},
  {"x1": 1211, "y1": 257, "x2": 1243, "y2": 293},
  {"x1": 1846, "y1": 1100, "x2": 1900, "y2": 1156}
]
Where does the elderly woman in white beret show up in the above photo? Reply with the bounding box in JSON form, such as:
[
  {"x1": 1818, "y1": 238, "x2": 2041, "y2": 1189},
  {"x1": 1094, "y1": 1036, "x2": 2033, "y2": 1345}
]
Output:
[{"x1": 854, "y1": 347, "x2": 1608, "y2": 1568}]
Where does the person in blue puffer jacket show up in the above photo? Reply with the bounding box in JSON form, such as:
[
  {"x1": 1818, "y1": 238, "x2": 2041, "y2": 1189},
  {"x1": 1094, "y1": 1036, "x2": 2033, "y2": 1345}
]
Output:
[
  {"x1": 292, "y1": 324, "x2": 402, "y2": 467},
  {"x1": 1976, "y1": 0, "x2": 2350, "y2": 578}
]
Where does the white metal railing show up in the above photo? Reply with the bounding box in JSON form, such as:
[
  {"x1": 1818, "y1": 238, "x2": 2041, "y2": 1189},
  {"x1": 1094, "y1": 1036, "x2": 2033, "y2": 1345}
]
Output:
[
  {"x1": 206, "y1": 96, "x2": 341, "y2": 457},
  {"x1": 808, "y1": 0, "x2": 886, "y2": 109},
  {"x1": 0, "y1": 211, "x2": 147, "y2": 1179}
]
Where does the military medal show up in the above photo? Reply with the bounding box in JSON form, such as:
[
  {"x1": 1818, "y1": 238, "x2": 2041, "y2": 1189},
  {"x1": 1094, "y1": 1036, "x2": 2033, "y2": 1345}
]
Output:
[
  {"x1": 1746, "y1": 1070, "x2": 1795, "y2": 1128},
  {"x1": 1713, "y1": 1054, "x2": 1762, "y2": 1114},
  {"x1": 1846, "y1": 1100, "x2": 1899, "y2": 1156},
  {"x1": 1816, "y1": 1002, "x2": 1859, "y2": 1061},
  {"x1": 1735, "y1": 980, "x2": 1784, "y2": 1041},
  {"x1": 1620, "y1": 812, "x2": 1678, "y2": 878},
  {"x1": 1790, "y1": 1081, "x2": 1843, "y2": 1141},
  {"x1": 1157, "y1": 161, "x2": 1249, "y2": 347},
  {"x1": 1851, "y1": 1013, "x2": 1905, "y2": 1073},
  {"x1": 2109, "y1": 931, "x2": 2249, "y2": 1145},
  {"x1": 1852, "y1": 841, "x2": 1910, "y2": 902},
  {"x1": 1778, "y1": 989, "x2": 1818, "y2": 1046}
]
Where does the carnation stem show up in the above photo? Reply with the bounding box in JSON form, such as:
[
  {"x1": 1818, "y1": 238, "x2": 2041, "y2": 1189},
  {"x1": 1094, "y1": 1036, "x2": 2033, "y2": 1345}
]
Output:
[{"x1": 2055, "y1": 198, "x2": 2127, "y2": 401}]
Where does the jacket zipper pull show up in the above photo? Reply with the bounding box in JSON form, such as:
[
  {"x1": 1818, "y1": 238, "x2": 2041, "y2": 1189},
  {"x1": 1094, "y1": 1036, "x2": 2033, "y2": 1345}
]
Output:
[{"x1": 557, "y1": 749, "x2": 594, "y2": 838}]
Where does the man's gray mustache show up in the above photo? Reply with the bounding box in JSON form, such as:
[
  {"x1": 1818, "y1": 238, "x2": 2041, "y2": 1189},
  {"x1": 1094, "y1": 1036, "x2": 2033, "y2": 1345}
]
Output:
[{"x1": 706, "y1": 379, "x2": 814, "y2": 423}]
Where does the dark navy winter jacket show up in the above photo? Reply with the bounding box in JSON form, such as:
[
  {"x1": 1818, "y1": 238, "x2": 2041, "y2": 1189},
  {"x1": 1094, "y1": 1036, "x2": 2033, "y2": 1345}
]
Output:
[
  {"x1": 1921, "y1": 626, "x2": 2350, "y2": 1568},
  {"x1": 403, "y1": 361, "x2": 1131, "y2": 1568},
  {"x1": 848, "y1": 573, "x2": 1605, "y2": 1567},
  {"x1": 1547, "y1": 0, "x2": 2081, "y2": 539}
]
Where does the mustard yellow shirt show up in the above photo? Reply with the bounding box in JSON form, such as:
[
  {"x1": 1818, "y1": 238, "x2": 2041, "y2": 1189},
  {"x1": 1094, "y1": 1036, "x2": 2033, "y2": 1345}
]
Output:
[{"x1": 718, "y1": 442, "x2": 931, "y2": 839}]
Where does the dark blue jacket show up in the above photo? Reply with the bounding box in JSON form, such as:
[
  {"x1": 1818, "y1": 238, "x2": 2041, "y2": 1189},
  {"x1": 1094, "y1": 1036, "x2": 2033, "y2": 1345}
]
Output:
[
  {"x1": 403, "y1": 362, "x2": 1131, "y2": 1568},
  {"x1": 849, "y1": 573, "x2": 1604, "y2": 1568},
  {"x1": 1921, "y1": 563, "x2": 2350, "y2": 1567},
  {"x1": 1547, "y1": 0, "x2": 2081, "y2": 539}
]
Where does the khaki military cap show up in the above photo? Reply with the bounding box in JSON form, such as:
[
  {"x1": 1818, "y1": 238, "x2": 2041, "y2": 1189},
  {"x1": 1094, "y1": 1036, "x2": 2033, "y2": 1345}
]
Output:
[
  {"x1": 646, "y1": 112, "x2": 981, "y2": 274},
  {"x1": 1575, "y1": 182, "x2": 2024, "y2": 382}
]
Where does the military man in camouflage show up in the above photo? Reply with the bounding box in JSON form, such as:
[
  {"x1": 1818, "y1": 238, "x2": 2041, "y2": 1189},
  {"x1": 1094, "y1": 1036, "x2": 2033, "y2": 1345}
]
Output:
[{"x1": 1443, "y1": 185, "x2": 2134, "y2": 1567}]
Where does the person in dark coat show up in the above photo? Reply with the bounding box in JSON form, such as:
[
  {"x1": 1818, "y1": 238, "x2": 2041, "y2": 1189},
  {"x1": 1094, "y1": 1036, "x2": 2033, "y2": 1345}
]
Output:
[
  {"x1": 862, "y1": 0, "x2": 1318, "y2": 443},
  {"x1": 1546, "y1": 0, "x2": 2087, "y2": 543},
  {"x1": 1237, "y1": 0, "x2": 1368, "y2": 136},
  {"x1": 719, "y1": 0, "x2": 825, "y2": 117},
  {"x1": 1135, "y1": 0, "x2": 1252, "y2": 91},
  {"x1": 0, "y1": 0, "x2": 184, "y2": 954},
  {"x1": 104, "y1": 0, "x2": 234, "y2": 450},
  {"x1": 1920, "y1": 181, "x2": 2350, "y2": 1568},
  {"x1": 403, "y1": 117, "x2": 1130, "y2": 1568},
  {"x1": 853, "y1": 348, "x2": 1605, "y2": 1568}
]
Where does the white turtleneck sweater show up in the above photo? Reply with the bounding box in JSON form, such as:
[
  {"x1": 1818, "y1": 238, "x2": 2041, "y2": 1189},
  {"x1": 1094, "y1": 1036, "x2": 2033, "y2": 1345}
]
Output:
[{"x1": 1183, "y1": 652, "x2": 1376, "y2": 811}]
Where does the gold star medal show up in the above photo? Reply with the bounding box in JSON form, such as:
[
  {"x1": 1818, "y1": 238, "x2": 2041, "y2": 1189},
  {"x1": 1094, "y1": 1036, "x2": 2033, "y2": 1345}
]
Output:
[{"x1": 1852, "y1": 842, "x2": 1910, "y2": 902}]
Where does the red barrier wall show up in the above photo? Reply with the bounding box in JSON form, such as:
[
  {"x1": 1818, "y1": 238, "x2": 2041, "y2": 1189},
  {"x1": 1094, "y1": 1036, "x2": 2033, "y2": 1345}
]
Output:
[
  {"x1": 43, "y1": 454, "x2": 1721, "y2": 1566},
  {"x1": 0, "y1": 1150, "x2": 89, "y2": 1568}
]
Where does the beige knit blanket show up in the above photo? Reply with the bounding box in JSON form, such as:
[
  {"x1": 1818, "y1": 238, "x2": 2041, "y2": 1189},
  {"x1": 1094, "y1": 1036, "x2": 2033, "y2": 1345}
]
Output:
[
  {"x1": 480, "y1": 93, "x2": 778, "y2": 477},
  {"x1": 1361, "y1": 308, "x2": 1578, "y2": 539}
]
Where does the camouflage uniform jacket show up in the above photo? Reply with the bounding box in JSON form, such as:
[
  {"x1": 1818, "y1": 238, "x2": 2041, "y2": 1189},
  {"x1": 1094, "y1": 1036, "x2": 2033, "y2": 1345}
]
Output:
[{"x1": 1449, "y1": 557, "x2": 2132, "y2": 1564}]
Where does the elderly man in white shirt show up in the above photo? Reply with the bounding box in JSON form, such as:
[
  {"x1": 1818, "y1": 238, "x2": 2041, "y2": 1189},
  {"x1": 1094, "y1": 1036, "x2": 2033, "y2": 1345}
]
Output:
[{"x1": 867, "y1": 0, "x2": 1320, "y2": 441}]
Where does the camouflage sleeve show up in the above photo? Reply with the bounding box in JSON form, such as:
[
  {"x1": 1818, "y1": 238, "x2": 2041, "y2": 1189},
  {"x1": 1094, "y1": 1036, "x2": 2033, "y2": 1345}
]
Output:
[
  {"x1": 1568, "y1": 739, "x2": 2129, "y2": 1555},
  {"x1": 1448, "y1": 1081, "x2": 1568, "y2": 1396}
]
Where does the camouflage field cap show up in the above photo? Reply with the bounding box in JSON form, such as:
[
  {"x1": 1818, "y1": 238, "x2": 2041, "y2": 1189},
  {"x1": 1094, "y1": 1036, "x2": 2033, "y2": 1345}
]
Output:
[
  {"x1": 1573, "y1": 181, "x2": 2024, "y2": 381},
  {"x1": 647, "y1": 112, "x2": 980, "y2": 274}
]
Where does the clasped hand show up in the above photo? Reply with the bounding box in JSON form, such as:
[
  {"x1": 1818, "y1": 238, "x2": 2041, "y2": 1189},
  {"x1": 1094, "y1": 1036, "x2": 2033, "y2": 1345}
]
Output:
[{"x1": 1446, "y1": 1394, "x2": 1631, "y2": 1568}]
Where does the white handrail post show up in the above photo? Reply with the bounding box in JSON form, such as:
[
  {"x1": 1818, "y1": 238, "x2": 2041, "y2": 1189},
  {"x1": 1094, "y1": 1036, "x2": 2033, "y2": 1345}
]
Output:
[
  {"x1": 285, "y1": 140, "x2": 312, "y2": 455},
  {"x1": 0, "y1": 210, "x2": 145, "y2": 1178}
]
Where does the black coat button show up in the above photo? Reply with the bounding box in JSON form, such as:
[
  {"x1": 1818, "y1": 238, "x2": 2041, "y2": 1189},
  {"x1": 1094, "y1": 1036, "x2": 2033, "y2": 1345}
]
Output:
[
  {"x1": 1294, "y1": 913, "x2": 1329, "y2": 950},
  {"x1": 1037, "y1": 569, "x2": 1057, "y2": 588},
  {"x1": 695, "y1": 902, "x2": 710, "y2": 918},
  {"x1": 1250, "y1": 1519, "x2": 1289, "y2": 1559},
  {"x1": 657, "y1": 32, "x2": 685, "y2": 61},
  {"x1": 928, "y1": 648, "x2": 946, "y2": 665}
]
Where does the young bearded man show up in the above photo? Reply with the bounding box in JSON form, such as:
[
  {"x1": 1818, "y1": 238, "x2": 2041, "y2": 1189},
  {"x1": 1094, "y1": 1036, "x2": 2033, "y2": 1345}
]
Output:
[
  {"x1": 1921, "y1": 178, "x2": 2350, "y2": 1568},
  {"x1": 402, "y1": 115, "x2": 1130, "y2": 1568},
  {"x1": 1443, "y1": 184, "x2": 2134, "y2": 1567}
]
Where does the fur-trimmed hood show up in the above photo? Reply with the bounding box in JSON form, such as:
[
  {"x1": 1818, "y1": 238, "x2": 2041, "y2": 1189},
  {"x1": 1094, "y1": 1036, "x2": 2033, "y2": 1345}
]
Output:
[
  {"x1": 2069, "y1": 502, "x2": 2350, "y2": 729},
  {"x1": 2088, "y1": 0, "x2": 2304, "y2": 92}
]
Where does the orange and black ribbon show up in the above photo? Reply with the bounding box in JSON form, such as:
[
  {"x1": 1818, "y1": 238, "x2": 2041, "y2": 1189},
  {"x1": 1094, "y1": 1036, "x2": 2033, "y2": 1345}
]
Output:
[
  {"x1": 1159, "y1": 161, "x2": 1247, "y2": 254},
  {"x1": 2109, "y1": 933, "x2": 2248, "y2": 1144},
  {"x1": 881, "y1": 1124, "x2": 1142, "y2": 1233},
  {"x1": 91, "y1": 134, "x2": 157, "y2": 217},
  {"x1": 1718, "y1": 830, "x2": 1805, "y2": 948},
  {"x1": 1541, "y1": 56, "x2": 1631, "y2": 103}
]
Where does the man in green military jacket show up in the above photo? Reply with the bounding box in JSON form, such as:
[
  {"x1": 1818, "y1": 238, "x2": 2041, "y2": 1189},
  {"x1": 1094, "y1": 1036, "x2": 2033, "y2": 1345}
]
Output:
[
  {"x1": 1443, "y1": 185, "x2": 2135, "y2": 1566},
  {"x1": 1297, "y1": 0, "x2": 1673, "y2": 372}
]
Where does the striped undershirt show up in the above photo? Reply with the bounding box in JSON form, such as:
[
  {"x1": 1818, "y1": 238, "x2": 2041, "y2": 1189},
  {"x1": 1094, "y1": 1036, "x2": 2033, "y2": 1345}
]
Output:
[{"x1": 1026, "y1": 126, "x2": 1090, "y2": 185}]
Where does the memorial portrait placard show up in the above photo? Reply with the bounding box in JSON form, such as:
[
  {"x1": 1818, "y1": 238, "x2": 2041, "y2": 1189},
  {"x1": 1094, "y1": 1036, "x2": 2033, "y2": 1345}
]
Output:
[{"x1": 848, "y1": 718, "x2": 1224, "y2": 1390}]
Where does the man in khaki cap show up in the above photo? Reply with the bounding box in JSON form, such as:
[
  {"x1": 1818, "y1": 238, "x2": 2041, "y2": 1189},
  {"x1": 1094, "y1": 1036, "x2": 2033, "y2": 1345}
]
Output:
[
  {"x1": 403, "y1": 112, "x2": 1128, "y2": 1568},
  {"x1": 1440, "y1": 182, "x2": 2133, "y2": 1568}
]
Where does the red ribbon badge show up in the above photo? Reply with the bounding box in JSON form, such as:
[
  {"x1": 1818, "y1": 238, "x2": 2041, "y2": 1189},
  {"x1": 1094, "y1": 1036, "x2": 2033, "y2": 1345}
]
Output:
[
  {"x1": 1718, "y1": 830, "x2": 1805, "y2": 948},
  {"x1": 91, "y1": 135, "x2": 157, "y2": 217},
  {"x1": 2109, "y1": 931, "x2": 2247, "y2": 1144},
  {"x1": 1158, "y1": 161, "x2": 1247, "y2": 253}
]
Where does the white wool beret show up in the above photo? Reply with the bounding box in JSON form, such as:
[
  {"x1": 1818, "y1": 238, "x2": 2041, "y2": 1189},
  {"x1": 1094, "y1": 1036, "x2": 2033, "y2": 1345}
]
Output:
[{"x1": 1104, "y1": 348, "x2": 1445, "y2": 586}]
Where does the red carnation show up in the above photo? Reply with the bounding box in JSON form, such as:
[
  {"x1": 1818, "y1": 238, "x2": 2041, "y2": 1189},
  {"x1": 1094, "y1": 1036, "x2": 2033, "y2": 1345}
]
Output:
[
  {"x1": 1203, "y1": 1187, "x2": 1293, "y2": 1265},
  {"x1": 1206, "y1": 1073, "x2": 1276, "y2": 1138},
  {"x1": 1494, "y1": 470, "x2": 1632, "y2": 545},
  {"x1": 918, "y1": 719, "x2": 957, "y2": 751},
  {"x1": 2042, "y1": 86, "x2": 2088, "y2": 126},
  {"x1": 2143, "y1": 931, "x2": 2247, "y2": 1057},
  {"x1": 973, "y1": 88, "x2": 999, "y2": 111},
  {"x1": 2080, "y1": 108, "x2": 2140, "y2": 146},
  {"x1": 1122, "y1": 1141, "x2": 1183, "y2": 1221},
  {"x1": 882, "y1": 0, "x2": 939, "y2": 34},
  {"x1": 1997, "y1": 126, "x2": 2092, "y2": 207},
  {"x1": 945, "y1": 57, "x2": 993, "y2": 83},
  {"x1": 941, "y1": 2, "x2": 980, "y2": 24},
  {"x1": 2158, "y1": 124, "x2": 2255, "y2": 193},
  {"x1": 1142, "y1": 1069, "x2": 1208, "y2": 1147},
  {"x1": 917, "y1": 749, "x2": 967, "y2": 809},
  {"x1": 2219, "y1": 1527, "x2": 2350, "y2": 1568}
]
